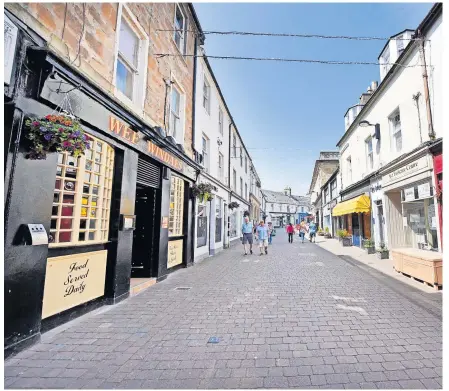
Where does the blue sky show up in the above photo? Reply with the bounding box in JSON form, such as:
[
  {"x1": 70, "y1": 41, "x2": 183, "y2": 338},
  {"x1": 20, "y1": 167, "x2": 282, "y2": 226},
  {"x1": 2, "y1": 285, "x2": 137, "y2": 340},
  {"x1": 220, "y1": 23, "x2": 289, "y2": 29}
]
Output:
[{"x1": 193, "y1": 2, "x2": 433, "y2": 195}]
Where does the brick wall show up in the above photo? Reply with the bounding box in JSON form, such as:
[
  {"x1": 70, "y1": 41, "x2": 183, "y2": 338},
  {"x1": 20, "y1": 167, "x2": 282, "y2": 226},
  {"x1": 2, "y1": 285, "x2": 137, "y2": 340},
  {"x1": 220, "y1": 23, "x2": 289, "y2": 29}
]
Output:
[{"x1": 5, "y1": 2, "x2": 198, "y2": 158}]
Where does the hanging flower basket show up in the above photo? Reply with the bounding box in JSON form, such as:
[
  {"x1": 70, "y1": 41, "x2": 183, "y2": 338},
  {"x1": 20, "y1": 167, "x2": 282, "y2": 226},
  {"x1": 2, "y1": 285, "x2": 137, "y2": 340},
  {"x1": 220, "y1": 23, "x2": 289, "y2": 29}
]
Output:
[
  {"x1": 191, "y1": 182, "x2": 215, "y2": 202},
  {"x1": 24, "y1": 114, "x2": 92, "y2": 160},
  {"x1": 228, "y1": 201, "x2": 240, "y2": 210}
]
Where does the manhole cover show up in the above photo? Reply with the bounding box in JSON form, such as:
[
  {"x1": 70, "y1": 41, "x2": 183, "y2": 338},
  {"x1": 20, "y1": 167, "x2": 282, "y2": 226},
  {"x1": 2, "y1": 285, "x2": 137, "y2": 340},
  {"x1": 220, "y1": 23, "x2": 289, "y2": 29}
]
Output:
[{"x1": 174, "y1": 287, "x2": 192, "y2": 290}]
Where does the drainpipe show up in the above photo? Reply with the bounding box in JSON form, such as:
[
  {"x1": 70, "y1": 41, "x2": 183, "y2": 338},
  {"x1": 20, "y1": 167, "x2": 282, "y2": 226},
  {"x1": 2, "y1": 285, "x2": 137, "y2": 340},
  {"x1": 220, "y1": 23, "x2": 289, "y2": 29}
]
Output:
[
  {"x1": 191, "y1": 35, "x2": 198, "y2": 155},
  {"x1": 417, "y1": 32, "x2": 435, "y2": 140},
  {"x1": 226, "y1": 122, "x2": 233, "y2": 248},
  {"x1": 412, "y1": 92, "x2": 423, "y2": 144}
]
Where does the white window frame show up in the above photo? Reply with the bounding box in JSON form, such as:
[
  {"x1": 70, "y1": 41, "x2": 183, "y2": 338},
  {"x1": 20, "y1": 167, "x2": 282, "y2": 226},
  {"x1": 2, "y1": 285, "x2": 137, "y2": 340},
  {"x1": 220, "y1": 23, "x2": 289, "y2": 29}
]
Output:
[
  {"x1": 389, "y1": 109, "x2": 402, "y2": 153},
  {"x1": 203, "y1": 75, "x2": 210, "y2": 114},
  {"x1": 347, "y1": 156, "x2": 352, "y2": 183},
  {"x1": 330, "y1": 180, "x2": 337, "y2": 199},
  {"x1": 173, "y1": 4, "x2": 187, "y2": 55},
  {"x1": 113, "y1": 5, "x2": 149, "y2": 113},
  {"x1": 245, "y1": 183, "x2": 248, "y2": 199},
  {"x1": 218, "y1": 108, "x2": 224, "y2": 135},
  {"x1": 233, "y1": 135, "x2": 237, "y2": 157},
  {"x1": 202, "y1": 134, "x2": 209, "y2": 173},
  {"x1": 366, "y1": 136, "x2": 373, "y2": 170},
  {"x1": 49, "y1": 135, "x2": 114, "y2": 248},
  {"x1": 233, "y1": 169, "x2": 237, "y2": 191},
  {"x1": 382, "y1": 45, "x2": 391, "y2": 77},
  {"x1": 169, "y1": 80, "x2": 186, "y2": 145},
  {"x1": 240, "y1": 150, "x2": 243, "y2": 167},
  {"x1": 240, "y1": 177, "x2": 243, "y2": 197}
]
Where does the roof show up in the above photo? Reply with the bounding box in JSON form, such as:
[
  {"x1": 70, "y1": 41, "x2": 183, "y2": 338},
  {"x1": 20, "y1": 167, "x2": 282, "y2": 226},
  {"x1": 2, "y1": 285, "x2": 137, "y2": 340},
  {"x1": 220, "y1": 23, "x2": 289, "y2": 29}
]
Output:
[
  {"x1": 337, "y1": 3, "x2": 442, "y2": 148},
  {"x1": 261, "y1": 190, "x2": 300, "y2": 205},
  {"x1": 377, "y1": 29, "x2": 414, "y2": 60},
  {"x1": 290, "y1": 195, "x2": 311, "y2": 206}
]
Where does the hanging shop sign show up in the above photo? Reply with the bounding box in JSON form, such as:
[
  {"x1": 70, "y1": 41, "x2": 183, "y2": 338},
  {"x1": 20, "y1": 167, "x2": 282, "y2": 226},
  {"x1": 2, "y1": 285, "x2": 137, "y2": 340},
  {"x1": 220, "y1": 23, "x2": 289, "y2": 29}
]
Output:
[
  {"x1": 168, "y1": 239, "x2": 183, "y2": 268},
  {"x1": 404, "y1": 187, "x2": 416, "y2": 202},
  {"x1": 108, "y1": 116, "x2": 140, "y2": 144},
  {"x1": 383, "y1": 155, "x2": 429, "y2": 186},
  {"x1": 147, "y1": 141, "x2": 183, "y2": 171},
  {"x1": 41, "y1": 250, "x2": 107, "y2": 319},
  {"x1": 418, "y1": 182, "x2": 431, "y2": 199}
]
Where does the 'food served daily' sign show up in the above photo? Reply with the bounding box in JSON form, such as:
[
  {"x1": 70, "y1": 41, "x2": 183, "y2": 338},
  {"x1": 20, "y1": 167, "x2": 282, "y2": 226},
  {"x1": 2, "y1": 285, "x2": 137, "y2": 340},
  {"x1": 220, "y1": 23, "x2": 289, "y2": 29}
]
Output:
[{"x1": 41, "y1": 250, "x2": 108, "y2": 319}]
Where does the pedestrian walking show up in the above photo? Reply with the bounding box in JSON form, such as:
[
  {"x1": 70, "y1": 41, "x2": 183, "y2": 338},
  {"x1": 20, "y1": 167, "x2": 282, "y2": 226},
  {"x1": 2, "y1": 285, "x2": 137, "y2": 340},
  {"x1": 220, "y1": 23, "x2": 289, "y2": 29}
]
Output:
[
  {"x1": 309, "y1": 221, "x2": 317, "y2": 243},
  {"x1": 256, "y1": 220, "x2": 269, "y2": 255},
  {"x1": 241, "y1": 217, "x2": 254, "y2": 255},
  {"x1": 268, "y1": 222, "x2": 274, "y2": 245},
  {"x1": 299, "y1": 221, "x2": 307, "y2": 243},
  {"x1": 286, "y1": 223, "x2": 294, "y2": 243}
]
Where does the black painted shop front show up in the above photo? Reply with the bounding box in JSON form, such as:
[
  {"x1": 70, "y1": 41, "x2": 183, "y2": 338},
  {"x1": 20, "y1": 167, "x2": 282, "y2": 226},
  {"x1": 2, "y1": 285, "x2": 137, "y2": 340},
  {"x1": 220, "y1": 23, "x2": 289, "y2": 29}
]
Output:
[{"x1": 4, "y1": 40, "x2": 199, "y2": 357}]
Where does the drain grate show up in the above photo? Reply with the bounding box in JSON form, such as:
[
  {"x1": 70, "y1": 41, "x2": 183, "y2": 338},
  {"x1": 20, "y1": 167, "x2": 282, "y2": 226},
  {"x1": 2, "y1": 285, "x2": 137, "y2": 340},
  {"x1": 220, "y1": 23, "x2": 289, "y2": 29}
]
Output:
[{"x1": 174, "y1": 287, "x2": 192, "y2": 291}]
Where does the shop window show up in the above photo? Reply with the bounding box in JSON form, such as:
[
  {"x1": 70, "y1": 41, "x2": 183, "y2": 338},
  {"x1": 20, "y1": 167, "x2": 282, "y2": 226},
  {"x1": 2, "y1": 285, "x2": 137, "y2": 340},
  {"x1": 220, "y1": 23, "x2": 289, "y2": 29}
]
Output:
[
  {"x1": 50, "y1": 135, "x2": 114, "y2": 247},
  {"x1": 169, "y1": 176, "x2": 184, "y2": 237},
  {"x1": 230, "y1": 211, "x2": 237, "y2": 238}
]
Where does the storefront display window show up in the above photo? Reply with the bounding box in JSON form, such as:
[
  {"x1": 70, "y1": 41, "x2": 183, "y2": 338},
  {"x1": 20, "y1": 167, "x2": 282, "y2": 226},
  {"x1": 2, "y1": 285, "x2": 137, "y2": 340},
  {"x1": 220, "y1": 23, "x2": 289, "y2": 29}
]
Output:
[
  {"x1": 403, "y1": 198, "x2": 438, "y2": 251},
  {"x1": 230, "y1": 211, "x2": 237, "y2": 238},
  {"x1": 169, "y1": 175, "x2": 184, "y2": 237},
  {"x1": 49, "y1": 135, "x2": 114, "y2": 246}
]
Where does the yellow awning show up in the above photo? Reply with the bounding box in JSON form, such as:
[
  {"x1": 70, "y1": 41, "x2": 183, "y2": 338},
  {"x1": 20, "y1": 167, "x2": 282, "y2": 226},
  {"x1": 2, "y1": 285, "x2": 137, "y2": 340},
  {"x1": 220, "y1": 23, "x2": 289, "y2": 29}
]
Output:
[{"x1": 332, "y1": 195, "x2": 371, "y2": 216}]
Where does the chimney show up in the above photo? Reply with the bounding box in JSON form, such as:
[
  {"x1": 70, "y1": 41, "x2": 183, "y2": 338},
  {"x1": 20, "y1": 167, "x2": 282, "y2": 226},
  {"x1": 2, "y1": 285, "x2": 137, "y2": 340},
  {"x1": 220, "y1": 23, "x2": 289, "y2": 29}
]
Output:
[{"x1": 371, "y1": 81, "x2": 378, "y2": 91}]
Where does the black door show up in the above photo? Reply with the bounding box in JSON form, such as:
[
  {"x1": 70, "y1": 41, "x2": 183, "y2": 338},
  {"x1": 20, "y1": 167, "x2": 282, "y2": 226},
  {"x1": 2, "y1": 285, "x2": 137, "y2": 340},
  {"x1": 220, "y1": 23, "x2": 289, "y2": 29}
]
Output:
[{"x1": 132, "y1": 185, "x2": 160, "y2": 277}]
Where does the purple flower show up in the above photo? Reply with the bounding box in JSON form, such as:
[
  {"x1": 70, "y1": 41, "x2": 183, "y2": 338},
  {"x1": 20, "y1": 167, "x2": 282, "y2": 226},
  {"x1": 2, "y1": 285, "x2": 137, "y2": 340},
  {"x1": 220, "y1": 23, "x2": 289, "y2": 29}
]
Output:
[
  {"x1": 86, "y1": 143, "x2": 91, "y2": 149},
  {"x1": 82, "y1": 134, "x2": 86, "y2": 140},
  {"x1": 73, "y1": 130, "x2": 81, "y2": 137},
  {"x1": 44, "y1": 133, "x2": 53, "y2": 141},
  {"x1": 40, "y1": 126, "x2": 48, "y2": 133},
  {"x1": 32, "y1": 121, "x2": 40, "y2": 126}
]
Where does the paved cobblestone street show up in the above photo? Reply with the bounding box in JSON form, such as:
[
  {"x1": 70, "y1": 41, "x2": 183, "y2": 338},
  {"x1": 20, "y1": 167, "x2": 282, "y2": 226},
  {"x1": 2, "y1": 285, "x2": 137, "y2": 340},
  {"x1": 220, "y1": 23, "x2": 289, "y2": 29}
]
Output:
[{"x1": 5, "y1": 231, "x2": 442, "y2": 389}]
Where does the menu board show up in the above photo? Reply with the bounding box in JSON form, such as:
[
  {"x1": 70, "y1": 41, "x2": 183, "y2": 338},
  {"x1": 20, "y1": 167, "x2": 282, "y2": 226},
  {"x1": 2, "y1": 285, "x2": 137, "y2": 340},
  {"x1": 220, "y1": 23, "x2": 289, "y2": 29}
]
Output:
[{"x1": 168, "y1": 239, "x2": 183, "y2": 268}]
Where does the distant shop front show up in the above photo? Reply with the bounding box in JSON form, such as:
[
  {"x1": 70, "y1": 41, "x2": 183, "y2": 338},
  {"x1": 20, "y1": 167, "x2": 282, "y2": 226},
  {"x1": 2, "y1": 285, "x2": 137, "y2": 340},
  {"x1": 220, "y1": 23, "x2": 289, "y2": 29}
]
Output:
[{"x1": 333, "y1": 177, "x2": 372, "y2": 247}]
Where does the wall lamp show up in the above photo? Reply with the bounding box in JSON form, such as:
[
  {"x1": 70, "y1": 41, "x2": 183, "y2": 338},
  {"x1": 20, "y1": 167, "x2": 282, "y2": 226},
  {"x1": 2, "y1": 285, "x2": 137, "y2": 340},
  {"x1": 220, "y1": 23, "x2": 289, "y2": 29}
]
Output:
[{"x1": 359, "y1": 120, "x2": 380, "y2": 140}]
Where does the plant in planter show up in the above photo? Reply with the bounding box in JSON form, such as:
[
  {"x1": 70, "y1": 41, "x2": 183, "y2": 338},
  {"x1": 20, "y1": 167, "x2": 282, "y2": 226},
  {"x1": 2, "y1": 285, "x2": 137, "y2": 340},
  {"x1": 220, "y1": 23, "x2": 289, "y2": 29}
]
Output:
[
  {"x1": 24, "y1": 114, "x2": 92, "y2": 160},
  {"x1": 324, "y1": 226, "x2": 332, "y2": 238},
  {"x1": 363, "y1": 238, "x2": 376, "y2": 254},
  {"x1": 318, "y1": 228, "x2": 325, "y2": 236},
  {"x1": 228, "y1": 201, "x2": 240, "y2": 210},
  {"x1": 376, "y1": 243, "x2": 389, "y2": 259},
  {"x1": 191, "y1": 182, "x2": 215, "y2": 202},
  {"x1": 338, "y1": 229, "x2": 352, "y2": 246}
]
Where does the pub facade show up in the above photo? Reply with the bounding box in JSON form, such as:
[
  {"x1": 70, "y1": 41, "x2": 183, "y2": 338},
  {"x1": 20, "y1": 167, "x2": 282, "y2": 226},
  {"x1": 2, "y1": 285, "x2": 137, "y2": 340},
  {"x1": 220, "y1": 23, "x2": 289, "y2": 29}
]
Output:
[{"x1": 4, "y1": 4, "x2": 204, "y2": 356}]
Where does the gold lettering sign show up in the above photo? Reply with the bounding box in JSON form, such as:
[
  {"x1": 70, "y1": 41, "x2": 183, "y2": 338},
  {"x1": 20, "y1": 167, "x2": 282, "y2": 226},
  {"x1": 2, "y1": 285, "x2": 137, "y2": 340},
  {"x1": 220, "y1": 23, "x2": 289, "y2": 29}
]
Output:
[
  {"x1": 109, "y1": 116, "x2": 140, "y2": 144},
  {"x1": 147, "y1": 141, "x2": 183, "y2": 171},
  {"x1": 168, "y1": 239, "x2": 183, "y2": 268},
  {"x1": 41, "y1": 250, "x2": 108, "y2": 319}
]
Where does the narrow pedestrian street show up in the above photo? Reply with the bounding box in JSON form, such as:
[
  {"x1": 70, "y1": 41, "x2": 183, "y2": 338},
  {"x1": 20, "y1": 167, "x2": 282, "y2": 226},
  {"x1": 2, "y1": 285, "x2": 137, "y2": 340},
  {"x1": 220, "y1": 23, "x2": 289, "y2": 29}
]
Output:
[{"x1": 5, "y1": 230, "x2": 442, "y2": 389}]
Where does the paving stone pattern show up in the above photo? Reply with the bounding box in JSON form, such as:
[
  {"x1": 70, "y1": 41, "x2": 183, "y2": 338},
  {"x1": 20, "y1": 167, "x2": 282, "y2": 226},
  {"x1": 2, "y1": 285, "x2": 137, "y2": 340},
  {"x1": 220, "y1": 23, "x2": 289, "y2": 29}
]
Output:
[{"x1": 5, "y1": 231, "x2": 442, "y2": 389}]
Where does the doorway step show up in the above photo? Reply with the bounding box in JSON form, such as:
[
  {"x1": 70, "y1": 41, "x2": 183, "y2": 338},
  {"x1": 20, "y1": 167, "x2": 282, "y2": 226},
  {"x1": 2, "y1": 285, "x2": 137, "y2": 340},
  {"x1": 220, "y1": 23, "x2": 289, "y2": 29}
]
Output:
[{"x1": 130, "y1": 278, "x2": 157, "y2": 297}]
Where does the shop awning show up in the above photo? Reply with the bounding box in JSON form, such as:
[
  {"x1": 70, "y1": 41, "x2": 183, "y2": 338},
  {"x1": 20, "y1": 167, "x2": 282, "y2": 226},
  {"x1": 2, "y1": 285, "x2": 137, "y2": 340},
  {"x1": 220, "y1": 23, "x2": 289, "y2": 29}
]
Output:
[{"x1": 332, "y1": 195, "x2": 371, "y2": 216}]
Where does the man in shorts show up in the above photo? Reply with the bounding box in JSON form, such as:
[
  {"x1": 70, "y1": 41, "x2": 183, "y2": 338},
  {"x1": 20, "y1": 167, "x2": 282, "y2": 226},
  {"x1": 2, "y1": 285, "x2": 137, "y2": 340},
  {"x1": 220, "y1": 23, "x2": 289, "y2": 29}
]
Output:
[
  {"x1": 256, "y1": 220, "x2": 269, "y2": 255},
  {"x1": 241, "y1": 216, "x2": 254, "y2": 255}
]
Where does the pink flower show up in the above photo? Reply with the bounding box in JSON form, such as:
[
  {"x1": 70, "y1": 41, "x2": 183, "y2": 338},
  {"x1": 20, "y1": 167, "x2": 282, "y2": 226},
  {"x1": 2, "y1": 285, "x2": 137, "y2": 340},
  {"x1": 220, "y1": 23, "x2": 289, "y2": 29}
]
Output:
[
  {"x1": 32, "y1": 121, "x2": 40, "y2": 126},
  {"x1": 62, "y1": 141, "x2": 72, "y2": 147}
]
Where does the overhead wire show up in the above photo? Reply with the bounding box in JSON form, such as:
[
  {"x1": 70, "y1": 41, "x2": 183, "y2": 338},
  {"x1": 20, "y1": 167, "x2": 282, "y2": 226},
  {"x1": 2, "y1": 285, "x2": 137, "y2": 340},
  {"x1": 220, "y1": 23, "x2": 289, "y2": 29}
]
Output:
[
  {"x1": 154, "y1": 53, "x2": 425, "y2": 68},
  {"x1": 156, "y1": 29, "x2": 427, "y2": 41}
]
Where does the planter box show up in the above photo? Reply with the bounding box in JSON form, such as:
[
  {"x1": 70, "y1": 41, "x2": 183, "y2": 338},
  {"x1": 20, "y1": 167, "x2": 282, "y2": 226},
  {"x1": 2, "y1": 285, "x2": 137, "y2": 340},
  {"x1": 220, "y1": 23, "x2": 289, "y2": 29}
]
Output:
[
  {"x1": 365, "y1": 247, "x2": 375, "y2": 255},
  {"x1": 391, "y1": 248, "x2": 443, "y2": 286},
  {"x1": 342, "y1": 237, "x2": 352, "y2": 247},
  {"x1": 377, "y1": 251, "x2": 389, "y2": 259}
]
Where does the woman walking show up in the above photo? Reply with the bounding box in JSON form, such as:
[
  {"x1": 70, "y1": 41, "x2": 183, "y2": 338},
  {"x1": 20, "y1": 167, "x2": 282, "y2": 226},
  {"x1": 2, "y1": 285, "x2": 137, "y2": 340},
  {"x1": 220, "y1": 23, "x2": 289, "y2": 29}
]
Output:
[
  {"x1": 299, "y1": 221, "x2": 307, "y2": 243},
  {"x1": 286, "y1": 223, "x2": 294, "y2": 243},
  {"x1": 256, "y1": 220, "x2": 269, "y2": 255}
]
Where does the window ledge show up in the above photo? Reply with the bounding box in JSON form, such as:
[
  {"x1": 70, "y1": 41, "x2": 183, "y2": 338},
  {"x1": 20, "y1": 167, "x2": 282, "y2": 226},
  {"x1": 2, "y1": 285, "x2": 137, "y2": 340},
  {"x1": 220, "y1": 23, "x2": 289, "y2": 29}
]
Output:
[
  {"x1": 49, "y1": 240, "x2": 111, "y2": 249},
  {"x1": 113, "y1": 87, "x2": 145, "y2": 118},
  {"x1": 171, "y1": 37, "x2": 189, "y2": 67}
]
